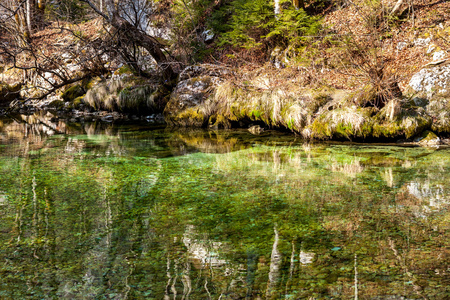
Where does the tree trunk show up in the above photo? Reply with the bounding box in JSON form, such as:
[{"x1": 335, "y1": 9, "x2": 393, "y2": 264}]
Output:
[
  {"x1": 266, "y1": 226, "x2": 281, "y2": 299},
  {"x1": 390, "y1": 0, "x2": 405, "y2": 16},
  {"x1": 80, "y1": 0, "x2": 177, "y2": 81},
  {"x1": 292, "y1": 0, "x2": 304, "y2": 9},
  {"x1": 274, "y1": 0, "x2": 280, "y2": 18},
  {"x1": 36, "y1": 0, "x2": 46, "y2": 29},
  {"x1": 26, "y1": 0, "x2": 33, "y2": 35},
  {"x1": 110, "y1": 12, "x2": 176, "y2": 81}
]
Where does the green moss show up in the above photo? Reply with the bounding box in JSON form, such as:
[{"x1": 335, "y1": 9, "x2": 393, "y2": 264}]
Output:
[
  {"x1": 372, "y1": 123, "x2": 402, "y2": 138},
  {"x1": 0, "y1": 82, "x2": 22, "y2": 102},
  {"x1": 286, "y1": 119, "x2": 294, "y2": 130},
  {"x1": 62, "y1": 85, "x2": 85, "y2": 102},
  {"x1": 250, "y1": 110, "x2": 262, "y2": 119},
  {"x1": 173, "y1": 108, "x2": 207, "y2": 127},
  {"x1": 208, "y1": 114, "x2": 231, "y2": 129},
  {"x1": 47, "y1": 100, "x2": 64, "y2": 109},
  {"x1": 310, "y1": 119, "x2": 332, "y2": 139},
  {"x1": 113, "y1": 65, "x2": 135, "y2": 76}
]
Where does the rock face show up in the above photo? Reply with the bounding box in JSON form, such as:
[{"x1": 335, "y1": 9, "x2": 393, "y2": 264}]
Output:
[
  {"x1": 164, "y1": 65, "x2": 225, "y2": 127},
  {"x1": 408, "y1": 62, "x2": 450, "y2": 133},
  {"x1": 408, "y1": 63, "x2": 449, "y2": 98}
]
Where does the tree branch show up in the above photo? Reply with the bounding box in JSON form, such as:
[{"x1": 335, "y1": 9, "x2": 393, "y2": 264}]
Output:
[{"x1": 79, "y1": 0, "x2": 110, "y2": 21}]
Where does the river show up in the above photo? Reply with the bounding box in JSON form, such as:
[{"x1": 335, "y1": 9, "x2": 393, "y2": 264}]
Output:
[{"x1": 0, "y1": 112, "x2": 449, "y2": 299}]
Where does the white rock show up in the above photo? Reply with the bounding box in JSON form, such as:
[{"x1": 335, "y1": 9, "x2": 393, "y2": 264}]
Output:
[
  {"x1": 414, "y1": 37, "x2": 432, "y2": 47},
  {"x1": 409, "y1": 65, "x2": 450, "y2": 96},
  {"x1": 433, "y1": 50, "x2": 446, "y2": 61},
  {"x1": 202, "y1": 29, "x2": 215, "y2": 42},
  {"x1": 299, "y1": 251, "x2": 315, "y2": 265},
  {"x1": 427, "y1": 44, "x2": 436, "y2": 54},
  {"x1": 396, "y1": 42, "x2": 408, "y2": 51}
]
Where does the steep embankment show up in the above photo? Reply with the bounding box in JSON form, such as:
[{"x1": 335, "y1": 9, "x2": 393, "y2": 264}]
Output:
[{"x1": 163, "y1": 0, "x2": 450, "y2": 143}]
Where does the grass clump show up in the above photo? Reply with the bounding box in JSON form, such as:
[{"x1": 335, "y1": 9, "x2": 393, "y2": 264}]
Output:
[{"x1": 84, "y1": 79, "x2": 164, "y2": 113}]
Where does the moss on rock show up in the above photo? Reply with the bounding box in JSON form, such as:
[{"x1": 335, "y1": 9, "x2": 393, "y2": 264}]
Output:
[
  {"x1": 164, "y1": 75, "x2": 222, "y2": 127},
  {"x1": 62, "y1": 84, "x2": 85, "y2": 102},
  {"x1": 415, "y1": 130, "x2": 441, "y2": 145},
  {"x1": 308, "y1": 107, "x2": 374, "y2": 140},
  {"x1": 0, "y1": 82, "x2": 22, "y2": 104},
  {"x1": 47, "y1": 100, "x2": 65, "y2": 109}
]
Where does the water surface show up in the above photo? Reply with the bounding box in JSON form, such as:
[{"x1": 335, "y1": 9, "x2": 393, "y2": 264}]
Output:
[{"x1": 0, "y1": 113, "x2": 449, "y2": 299}]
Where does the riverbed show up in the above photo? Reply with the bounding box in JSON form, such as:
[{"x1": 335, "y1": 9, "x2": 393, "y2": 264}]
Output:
[{"x1": 0, "y1": 113, "x2": 449, "y2": 299}]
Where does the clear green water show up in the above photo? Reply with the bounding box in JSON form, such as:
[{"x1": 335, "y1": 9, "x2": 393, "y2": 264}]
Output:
[{"x1": 0, "y1": 114, "x2": 449, "y2": 299}]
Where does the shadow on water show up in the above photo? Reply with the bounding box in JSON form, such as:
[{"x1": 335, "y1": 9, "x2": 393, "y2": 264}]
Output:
[{"x1": 0, "y1": 113, "x2": 449, "y2": 299}]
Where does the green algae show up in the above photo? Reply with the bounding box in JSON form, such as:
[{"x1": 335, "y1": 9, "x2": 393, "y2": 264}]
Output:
[{"x1": 0, "y1": 119, "x2": 449, "y2": 298}]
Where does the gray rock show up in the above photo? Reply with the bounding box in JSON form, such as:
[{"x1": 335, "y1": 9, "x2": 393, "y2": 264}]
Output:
[
  {"x1": 408, "y1": 64, "x2": 450, "y2": 97},
  {"x1": 396, "y1": 42, "x2": 408, "y2": 51},
  {"x1": 414, "y1": 37, "x2": 432, "y2": 47},
  {"x1": 178, "y1": 64, "x2": 229, "y2": 81},
  {"x1": 415, "y1": 130, "x2": 441, "y2": 146},
  {"x1": 202, "y1": 29, "x2": 215, "y2": 43},
  {"x1": 433, "y1": 50, "x2": 446, "y2": 61},
  {"x1": 164, "y1": 68, "x2": 224, "y2": 127},
  {"x1": 248, "y1": 125, "x2": 264, "y2": 135}
]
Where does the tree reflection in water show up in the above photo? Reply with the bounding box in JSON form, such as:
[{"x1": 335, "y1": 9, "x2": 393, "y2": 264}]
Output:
[{"x1": 0, "y1": 114, "x2": 449, "y2": 299}]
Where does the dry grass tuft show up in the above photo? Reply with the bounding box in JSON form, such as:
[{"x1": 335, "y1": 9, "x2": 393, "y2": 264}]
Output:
[{"x1": 84, "y1": 79, "x2": 159, "y2": 112}]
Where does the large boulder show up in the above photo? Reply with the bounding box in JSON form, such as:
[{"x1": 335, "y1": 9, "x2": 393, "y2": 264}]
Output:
[
  {"x1": 408, "y1": 61, "x2": 450, "y2": 133},
  {"x1": 61, "y1": 84, "x2": 85, "y2": 102},
  {"x1": 164, "y1": 65, "x2": 226, "y2": 127},
  {"x1": 408, "y1": 62, "x2": 449, "y2": 100}
]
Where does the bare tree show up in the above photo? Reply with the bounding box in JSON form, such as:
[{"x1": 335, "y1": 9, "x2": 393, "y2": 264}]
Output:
[
  {"x1": 0, "y1": 2, "x2": 113, "y2": 105},
  {"x1": 80, "y1": 0, "x2": 177, "y2": 81}
]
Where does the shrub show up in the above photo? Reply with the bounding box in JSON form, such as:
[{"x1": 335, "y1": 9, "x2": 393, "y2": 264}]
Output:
[{"x1": 214, "y1": 0, "x2": 321, "y2": 51}]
